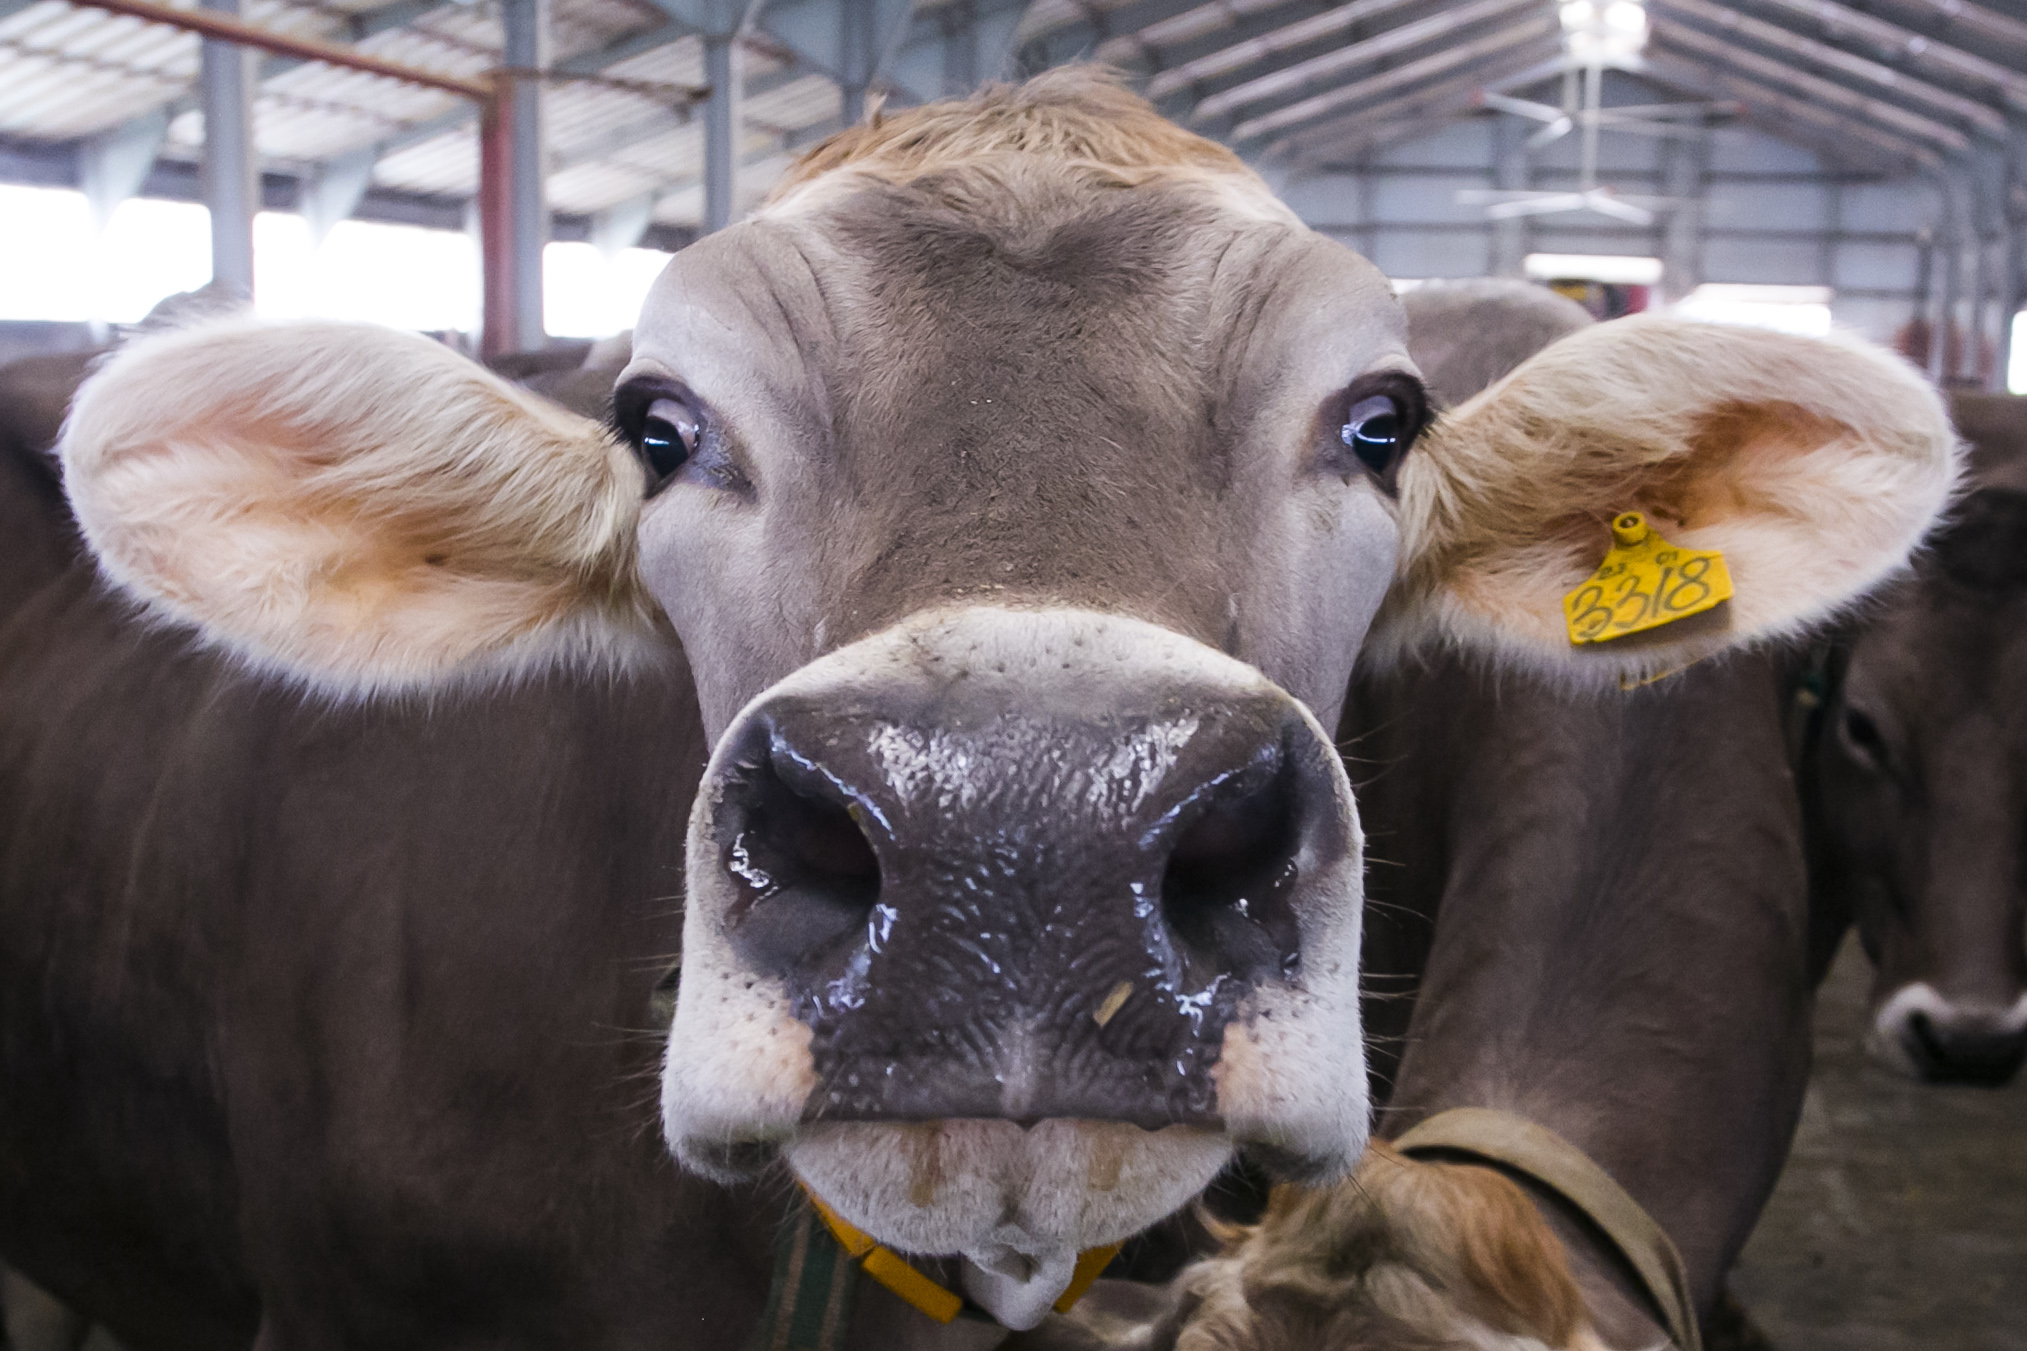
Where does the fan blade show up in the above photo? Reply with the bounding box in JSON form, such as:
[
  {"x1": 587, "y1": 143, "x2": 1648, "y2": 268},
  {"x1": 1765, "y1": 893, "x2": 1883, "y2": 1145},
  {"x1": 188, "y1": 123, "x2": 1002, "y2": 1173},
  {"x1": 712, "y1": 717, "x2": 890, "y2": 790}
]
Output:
[{"x1": 1527, "y1": 116, "x2": 1574, "y2": 149}]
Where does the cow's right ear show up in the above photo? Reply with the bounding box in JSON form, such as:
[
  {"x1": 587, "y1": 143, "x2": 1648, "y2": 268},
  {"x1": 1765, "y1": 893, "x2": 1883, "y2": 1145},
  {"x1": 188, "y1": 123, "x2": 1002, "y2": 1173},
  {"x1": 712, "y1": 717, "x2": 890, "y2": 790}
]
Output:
[
  {"x1": 1371, "y1": 317, "x2": 1961, "y2": 682},
  {"x1": 60, "y1": 319, "x2": 660, "y2": 694}
]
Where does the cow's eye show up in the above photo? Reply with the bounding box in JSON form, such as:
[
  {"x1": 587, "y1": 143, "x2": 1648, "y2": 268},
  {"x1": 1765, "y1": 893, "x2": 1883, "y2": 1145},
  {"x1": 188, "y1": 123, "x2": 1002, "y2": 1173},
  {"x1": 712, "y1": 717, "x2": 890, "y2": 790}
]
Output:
[
  {"x1": 1325, "y1": 375, "x2": 1423, "y2": 490},
  {"x1": 1342, "y1": 396, "x2": 1402, "y2": 475},
  {"x1": 639, "y1": 397, "x2": 702, "y2": 487}
]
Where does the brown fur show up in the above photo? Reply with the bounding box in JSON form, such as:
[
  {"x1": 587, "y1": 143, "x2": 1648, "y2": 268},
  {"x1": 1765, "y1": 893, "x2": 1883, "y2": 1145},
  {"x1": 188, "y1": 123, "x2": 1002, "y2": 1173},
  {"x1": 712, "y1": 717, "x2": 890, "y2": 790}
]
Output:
[{"x1": 1170, "y1": 1146, "x2": 1603, "y2": 1351}]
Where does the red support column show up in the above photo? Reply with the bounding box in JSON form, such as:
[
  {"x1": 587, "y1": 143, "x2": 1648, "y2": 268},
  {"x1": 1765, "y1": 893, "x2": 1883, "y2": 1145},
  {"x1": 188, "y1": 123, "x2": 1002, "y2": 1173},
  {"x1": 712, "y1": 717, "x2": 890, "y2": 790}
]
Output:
[{"x1": 479, "y1": 81, "x2": 517, "y2": 362}]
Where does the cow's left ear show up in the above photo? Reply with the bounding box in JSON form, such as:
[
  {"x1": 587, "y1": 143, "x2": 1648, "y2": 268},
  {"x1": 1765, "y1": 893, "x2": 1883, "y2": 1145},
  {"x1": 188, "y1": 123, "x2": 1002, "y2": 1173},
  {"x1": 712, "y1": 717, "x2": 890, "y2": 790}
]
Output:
[
  {"x1": 1371, "y1": 316, "x2": 1962, "y2": 680},
  {"x1": 60, "y1": 318, "x2": 660, "y2": 694}
]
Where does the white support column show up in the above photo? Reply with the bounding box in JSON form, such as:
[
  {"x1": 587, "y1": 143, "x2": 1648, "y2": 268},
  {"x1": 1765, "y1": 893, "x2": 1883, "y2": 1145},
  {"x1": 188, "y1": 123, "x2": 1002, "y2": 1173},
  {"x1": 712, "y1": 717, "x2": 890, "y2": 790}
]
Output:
[
  {"x1": 200, "y1": 0, "x2": 257, "y2": 299},
  {"x1": 502, "y1": 0, "x2": 548, "y2": 350}
]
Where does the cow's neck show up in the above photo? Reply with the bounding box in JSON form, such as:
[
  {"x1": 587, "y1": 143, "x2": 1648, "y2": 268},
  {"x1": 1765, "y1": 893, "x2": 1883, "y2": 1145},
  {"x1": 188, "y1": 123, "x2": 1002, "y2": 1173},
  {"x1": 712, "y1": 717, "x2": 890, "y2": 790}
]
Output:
[{"x1": 1358, "y1": 651, "x2": 1815, "y2": 1348}]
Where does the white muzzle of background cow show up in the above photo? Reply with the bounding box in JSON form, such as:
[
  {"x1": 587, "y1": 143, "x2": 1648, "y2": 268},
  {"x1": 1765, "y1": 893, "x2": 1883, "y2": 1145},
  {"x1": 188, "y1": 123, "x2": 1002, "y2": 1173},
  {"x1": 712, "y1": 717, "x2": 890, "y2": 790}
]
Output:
[
  {"x1": 1869, "y1": 982, "x2": 2027, "y2": 1086},
  {"x1": 661, "y1": 606, "x2": 1367, "y2": 1323}
]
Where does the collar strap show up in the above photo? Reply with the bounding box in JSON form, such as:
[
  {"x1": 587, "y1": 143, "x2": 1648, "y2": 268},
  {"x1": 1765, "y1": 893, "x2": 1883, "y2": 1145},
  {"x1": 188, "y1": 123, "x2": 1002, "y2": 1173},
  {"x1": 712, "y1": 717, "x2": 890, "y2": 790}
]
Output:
[
  {"x1": 798, "y1": 1187, "x2": 1121, "y2": 1328},
  {"x1": 1392, "y1": 1107, "x2": 1703, "y2": 1351}
]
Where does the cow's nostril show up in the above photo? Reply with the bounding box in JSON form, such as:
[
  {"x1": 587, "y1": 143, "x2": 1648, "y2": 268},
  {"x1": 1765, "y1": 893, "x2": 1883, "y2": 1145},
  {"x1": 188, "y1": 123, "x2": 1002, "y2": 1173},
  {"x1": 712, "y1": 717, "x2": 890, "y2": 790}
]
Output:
[
  {"x1": 719, "y1": 744, "x2": 882, "y2": 977},
  {"x1": 1160, "y1": 756, "x2": 1304, "y2": 980},
  {"x1": 1907, "y1": 1010, "x2": 2027, "y2": 1086}
]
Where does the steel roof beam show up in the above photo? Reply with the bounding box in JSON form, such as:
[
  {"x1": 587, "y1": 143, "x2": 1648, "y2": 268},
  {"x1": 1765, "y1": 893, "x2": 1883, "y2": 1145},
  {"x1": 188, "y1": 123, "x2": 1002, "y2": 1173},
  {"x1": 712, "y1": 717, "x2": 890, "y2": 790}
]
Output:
[
  {"x1": 1644, "y1": 50, "x2": 1939, "y2": 172},
  {"x1": 1271, "y1": 35, "x2": 1564, "y2": 163},
  {"x1": 1190, "y1": 0, "x2": 1539, "y2": 123},
  {"x1": 1143, "y1": 0, "x2": 1424, "y2": 99},
  {"x1": 1880, "y1": 0, "x2": 2027, "y2": 54},
  {"x1": 1733, "y1": 0, "x2": 2027, "y2": 110},
  {"x1": 1654, "y1": 19, "x2": 1969, "y2": 152},
  {"x1": 1653, "y1": 0, "x2": 2004, "y2": 137},
  {"x1": 1091, "y1": 0, "x2": 1302, "y2": 68},
  {"x1": 1226, "y1": 11, "x2": 1556, "y2": 142}
]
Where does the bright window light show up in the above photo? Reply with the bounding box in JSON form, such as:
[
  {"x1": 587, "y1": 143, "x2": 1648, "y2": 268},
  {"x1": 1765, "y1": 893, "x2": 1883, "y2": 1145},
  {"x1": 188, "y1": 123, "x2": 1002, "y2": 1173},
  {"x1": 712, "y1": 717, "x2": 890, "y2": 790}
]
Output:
[
  {"x1": 99, "y1": 198, "x2": 212, "y2": 322},
  {"x1": 1389, "y1": 278, "x2": 1427, "y2": 294},
  {"x1": 0, "y1": 185, "x2": 211, "y2": 323},
  {"x1": 0, "y1": 184, "x2": 667, "y2": 339},
  {"x1": 254, "y1": 213, "x2": 479, "y2": 332},
  {"x1": 1674, "y1": 283, "x2": 1833, "y2": 337},
  {"x1": 0, "y1": 185, "x2": 95, "y2": 321},
  {"x1": 544, "y1": 241, "x2": 673, "y2": 338},
  {"x1": 1524, "y1": 253, "x2": 1664, "y2": 285}
]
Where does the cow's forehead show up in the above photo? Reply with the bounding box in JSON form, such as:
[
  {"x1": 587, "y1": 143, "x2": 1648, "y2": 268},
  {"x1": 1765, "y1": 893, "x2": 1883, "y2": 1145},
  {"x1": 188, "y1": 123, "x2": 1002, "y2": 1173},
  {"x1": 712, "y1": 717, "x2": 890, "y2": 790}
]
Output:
[{"x1": 627, "y1": 172, "x2": 1412, "y2": 405}]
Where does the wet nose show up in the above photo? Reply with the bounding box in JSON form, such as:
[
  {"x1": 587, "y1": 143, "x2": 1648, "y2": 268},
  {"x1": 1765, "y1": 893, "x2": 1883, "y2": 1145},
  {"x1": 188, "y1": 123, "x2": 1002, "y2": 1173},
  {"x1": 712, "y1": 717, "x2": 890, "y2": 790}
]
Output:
[
  {"x1": 698, "y1": 677, "x2": 1354, "y2": 1126},
  {"x1": 1888, "y1": 997, "x2": 2027, "y2": 1086},
  {"x1": 1881, "y1": 992, "x2": 2027, "y2": 1085}
]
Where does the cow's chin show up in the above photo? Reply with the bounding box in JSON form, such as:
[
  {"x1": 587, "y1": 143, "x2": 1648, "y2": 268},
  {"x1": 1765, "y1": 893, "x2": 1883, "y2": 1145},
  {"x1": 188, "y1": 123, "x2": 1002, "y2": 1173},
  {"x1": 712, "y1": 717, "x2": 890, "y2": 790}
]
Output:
[{"x1": 786, "y1": 1117, "x2": 1231, "y2": 1280}]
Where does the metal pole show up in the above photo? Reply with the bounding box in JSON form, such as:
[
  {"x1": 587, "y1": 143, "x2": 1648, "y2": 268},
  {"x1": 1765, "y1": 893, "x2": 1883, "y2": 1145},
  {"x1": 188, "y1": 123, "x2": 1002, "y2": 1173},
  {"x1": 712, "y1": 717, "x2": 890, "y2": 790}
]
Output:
[
  {"x1": 69, "y1": 0, "x2": 491, "y2": 97},
  {"x1": 502, "y1": 0, "x2": 547, "y2": 352},
  {"x1": 1924, "y1": 177, "x2": 1951, "y2": 382},
  {"x1": 1965, "y1": 168, "x2": 1989, "y2": 386},
  {"x1": 1490, "y1": 113, "x2": 1526, "y2": 277},
  {"x1": 1579, "y1": 57, "x2": 1602, "y2": 192},
  {"x1": 702, "y1": 31, "x2": 741, "y2": 233},
  {"x1": 200, "y1": 0, "x2": 256, "y2": 299},
  {"x1": 940, "y1": 0, "x2": 977, "y2": 97},
  {"x1": 1660, "y1": 127, "x2": 1705, "y2": 303},
  {"x1": 1998, "y1": 128, "x2": 2025, "y2": 393},
  {"x1": 480, "y1": 87, "x2": 517, "y2": 359},
  {"x1": 839, "y1": 0, "x2": 875, "y2": 125}
]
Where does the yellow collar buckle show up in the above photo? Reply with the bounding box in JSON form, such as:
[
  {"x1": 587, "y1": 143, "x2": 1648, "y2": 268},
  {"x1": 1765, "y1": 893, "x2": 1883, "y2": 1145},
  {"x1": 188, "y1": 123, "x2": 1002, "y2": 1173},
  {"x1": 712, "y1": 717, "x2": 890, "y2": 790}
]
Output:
[{"x1": 803, "y1": 1188, "x2": 1121, "y2": 1326}]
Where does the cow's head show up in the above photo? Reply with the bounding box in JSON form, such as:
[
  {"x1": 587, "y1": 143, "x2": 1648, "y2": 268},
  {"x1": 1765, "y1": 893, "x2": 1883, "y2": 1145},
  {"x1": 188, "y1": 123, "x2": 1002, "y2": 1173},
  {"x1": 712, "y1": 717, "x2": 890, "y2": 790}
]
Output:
[
  {"x1": 58, "y1": 69, "x2": 1956, "y2": 1326},
  {"x1": 1819, "y1": 477, "x2": 2027, "y2": 1086}
]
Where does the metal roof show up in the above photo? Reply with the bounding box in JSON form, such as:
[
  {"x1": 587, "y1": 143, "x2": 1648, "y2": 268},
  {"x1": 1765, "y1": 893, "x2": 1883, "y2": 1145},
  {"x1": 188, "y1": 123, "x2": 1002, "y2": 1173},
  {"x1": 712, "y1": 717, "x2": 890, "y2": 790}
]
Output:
[
  {"x1": 0, "y1": 0, "x2": 2021, "y2": 235},
  {"x1": 1020, "y1": 0, "x2": 2027, "y2": 179}
]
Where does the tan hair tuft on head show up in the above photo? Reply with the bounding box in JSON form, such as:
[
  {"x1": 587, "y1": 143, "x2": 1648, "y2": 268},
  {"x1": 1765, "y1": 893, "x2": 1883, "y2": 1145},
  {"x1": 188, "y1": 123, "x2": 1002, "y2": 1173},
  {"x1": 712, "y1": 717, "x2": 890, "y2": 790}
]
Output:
[{"x1": 766, "y1": 65, "x2": 1263, "y2": 203}]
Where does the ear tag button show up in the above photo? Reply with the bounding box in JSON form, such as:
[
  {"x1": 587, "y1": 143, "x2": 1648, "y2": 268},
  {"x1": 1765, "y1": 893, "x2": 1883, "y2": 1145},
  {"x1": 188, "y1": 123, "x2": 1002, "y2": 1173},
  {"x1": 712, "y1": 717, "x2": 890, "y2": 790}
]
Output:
[{"x1": 1563, "y1": 511, "x2": 1734, "y2": 645}]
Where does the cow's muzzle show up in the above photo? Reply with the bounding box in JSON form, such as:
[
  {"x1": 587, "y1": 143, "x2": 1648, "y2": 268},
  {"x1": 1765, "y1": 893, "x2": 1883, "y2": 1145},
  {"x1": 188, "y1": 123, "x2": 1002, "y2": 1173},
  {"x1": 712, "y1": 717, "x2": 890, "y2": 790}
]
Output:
[
  {"x1": 1871, "y1": 981, "x2": 2027, "y2": 1086},
  {"x1": 661, "y1": 607, "x2": 1368, "y2": 1272}
]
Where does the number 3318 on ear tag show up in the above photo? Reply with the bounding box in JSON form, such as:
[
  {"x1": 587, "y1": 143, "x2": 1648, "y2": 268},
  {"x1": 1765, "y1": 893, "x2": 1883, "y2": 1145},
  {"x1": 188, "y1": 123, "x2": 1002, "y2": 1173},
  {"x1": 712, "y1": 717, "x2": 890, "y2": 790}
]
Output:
[{"x1": 1563, "y1": 512, "x2": 1733, "y2": 645}]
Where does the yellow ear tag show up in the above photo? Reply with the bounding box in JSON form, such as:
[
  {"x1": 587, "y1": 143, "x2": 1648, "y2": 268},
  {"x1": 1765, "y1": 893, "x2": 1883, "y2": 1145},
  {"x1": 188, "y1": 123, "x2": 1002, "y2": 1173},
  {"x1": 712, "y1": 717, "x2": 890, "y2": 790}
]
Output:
[{"x1": 1563, "y1": 512, "x2": 1733, "y2": 646}]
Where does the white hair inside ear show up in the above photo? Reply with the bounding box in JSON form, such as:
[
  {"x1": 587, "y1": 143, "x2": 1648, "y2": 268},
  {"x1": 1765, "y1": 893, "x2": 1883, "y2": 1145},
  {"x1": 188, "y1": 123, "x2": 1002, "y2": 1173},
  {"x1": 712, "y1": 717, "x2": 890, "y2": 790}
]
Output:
[
  {"x1": 1369, "y1": 317, "x2": 1962, "y2": 684},
  {"x1": 59, "y1": 318, "x2": 666, "y2": 696}
]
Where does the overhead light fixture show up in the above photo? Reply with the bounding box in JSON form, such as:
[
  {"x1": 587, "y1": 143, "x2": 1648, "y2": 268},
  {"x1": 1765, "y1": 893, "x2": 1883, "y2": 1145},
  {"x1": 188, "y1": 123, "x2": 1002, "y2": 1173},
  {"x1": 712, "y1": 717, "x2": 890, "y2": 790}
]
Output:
[{"x1": 1560, "y1": 0, "x2": 1648, "y2": 62}]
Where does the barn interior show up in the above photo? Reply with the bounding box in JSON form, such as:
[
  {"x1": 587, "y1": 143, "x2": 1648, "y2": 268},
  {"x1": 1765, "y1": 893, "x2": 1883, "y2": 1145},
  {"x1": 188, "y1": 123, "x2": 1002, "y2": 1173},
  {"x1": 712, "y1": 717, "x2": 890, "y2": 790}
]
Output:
[{"x1": 0, "y1": 0, "x2": 2022, "y2": 1348}]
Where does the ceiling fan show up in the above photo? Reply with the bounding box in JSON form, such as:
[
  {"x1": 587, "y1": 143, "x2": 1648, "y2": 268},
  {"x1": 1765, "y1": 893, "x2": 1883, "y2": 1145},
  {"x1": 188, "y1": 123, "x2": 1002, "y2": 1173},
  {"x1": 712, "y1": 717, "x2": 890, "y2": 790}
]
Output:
[{"x1": 1457, "y1": 0, "x2": 1727, "y2": 226}]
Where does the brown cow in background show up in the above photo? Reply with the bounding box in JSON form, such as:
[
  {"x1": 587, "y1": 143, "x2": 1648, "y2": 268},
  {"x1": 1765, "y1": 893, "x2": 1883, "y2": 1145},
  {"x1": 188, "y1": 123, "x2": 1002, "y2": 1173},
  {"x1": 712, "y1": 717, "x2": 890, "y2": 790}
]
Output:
[{"x1": 1813, "y1": 393, "x2": 2027, "y2": 1086}]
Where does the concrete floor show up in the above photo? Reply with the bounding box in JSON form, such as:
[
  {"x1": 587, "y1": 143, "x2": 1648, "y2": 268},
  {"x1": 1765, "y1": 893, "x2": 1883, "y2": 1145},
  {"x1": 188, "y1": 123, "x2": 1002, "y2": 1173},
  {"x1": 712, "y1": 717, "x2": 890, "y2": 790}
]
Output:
[{"x1": 1728, "y1": 936, "x2": 2027, "y2": 1351}]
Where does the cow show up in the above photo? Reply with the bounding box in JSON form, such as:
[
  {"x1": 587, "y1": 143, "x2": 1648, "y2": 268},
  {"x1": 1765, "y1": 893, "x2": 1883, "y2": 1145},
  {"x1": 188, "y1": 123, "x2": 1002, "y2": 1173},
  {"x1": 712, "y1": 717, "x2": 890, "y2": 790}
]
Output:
[
  {"x1": 1005, "y1": 281, "x2": 1835, "y2": 1351},
  {"x1": 1811, "y1": 392, "x2": 2027, "y2": 1086},
  {"x1": 8, "y1": 70, "x2": 1956, "y2": 1347}
]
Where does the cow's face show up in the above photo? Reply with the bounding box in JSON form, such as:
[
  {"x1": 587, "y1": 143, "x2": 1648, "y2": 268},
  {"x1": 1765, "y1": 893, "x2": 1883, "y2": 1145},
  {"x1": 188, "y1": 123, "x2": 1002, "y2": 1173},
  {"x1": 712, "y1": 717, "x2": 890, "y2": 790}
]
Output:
[
  {"x1": 629, "y1": 172, "x2": 1405, "y2": 1293},
  {"x1": 1821, "y1": 493, "x2": 2027, "y2": 1086},
  {"x1": 55, "y1": 71, "x2": 1960, "y2": 1330}
]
